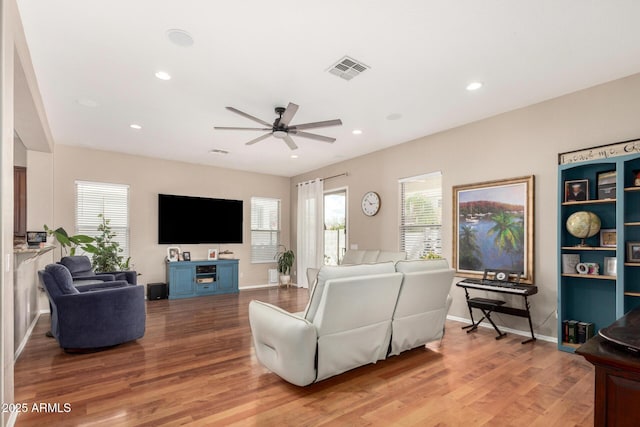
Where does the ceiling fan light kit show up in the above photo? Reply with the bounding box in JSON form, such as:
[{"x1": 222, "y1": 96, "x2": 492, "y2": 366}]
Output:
[{"x1": 214, "y1": 102, "x2": 342, "y2": 151}]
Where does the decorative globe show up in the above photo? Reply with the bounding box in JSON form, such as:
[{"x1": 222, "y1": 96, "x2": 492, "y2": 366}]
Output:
[{"x1": 566, "y1": 211, "x2": 601, "y2": 246}]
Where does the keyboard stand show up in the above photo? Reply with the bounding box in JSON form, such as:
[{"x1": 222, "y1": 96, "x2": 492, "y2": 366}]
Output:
[{"x1": 461, "y1": 288, "x2": 537, "y2": 344}]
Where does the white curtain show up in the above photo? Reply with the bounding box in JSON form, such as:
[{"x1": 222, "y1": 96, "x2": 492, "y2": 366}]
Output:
[{"x1": 297, "y1": 179, "x2": 324, "y2": 288}]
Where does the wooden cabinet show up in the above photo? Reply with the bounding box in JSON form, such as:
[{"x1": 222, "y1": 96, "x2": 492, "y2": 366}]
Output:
[
  {"x1": 166, "y1": 259, "x2": 239, "y2": 299},
  {"x1": 14, "y1": 166, "x2": 26, "y2": 237},
  {"x1": 577, "y1": 333, "x2": 640, "y2": 426},
  {"x1": 558, "y1": 145, "x2": 640, "y2": 352}
]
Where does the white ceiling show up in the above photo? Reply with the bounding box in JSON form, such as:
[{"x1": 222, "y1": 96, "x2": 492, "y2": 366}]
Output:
[{"x1": 16, "y1": 1, "x2": 640, "y2": 177}]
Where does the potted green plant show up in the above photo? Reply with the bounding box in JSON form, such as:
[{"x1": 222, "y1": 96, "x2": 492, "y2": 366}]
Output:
[
  {"x1": 89, "y1": 214, "x2": 131, "y2": 272},
  {"x1": 43, "y1": 225, "x2": 95, "y2": 258},
  {"x1": 275, "y1": 245, "x2": 295, "y2": 286}
]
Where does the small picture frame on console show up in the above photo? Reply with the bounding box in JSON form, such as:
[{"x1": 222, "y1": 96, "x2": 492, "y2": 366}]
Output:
[
  {"x1": 208, "y1": 249, "x2": 218, "y2": 261},
  {"x1": 167, "y1": 247, "x2": 181, "y2": 262},
  {"x1": 182, "y1": 251, "x2": 191, "y2": 262}
]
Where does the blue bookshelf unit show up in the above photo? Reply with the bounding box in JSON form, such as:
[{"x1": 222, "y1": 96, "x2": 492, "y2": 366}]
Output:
[{"x1": 558, "y1": 140, "x2": 640, "y2": 352}]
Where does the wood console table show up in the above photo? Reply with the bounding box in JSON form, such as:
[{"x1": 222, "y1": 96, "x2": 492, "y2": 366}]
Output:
[{"x1": 577, "y1": 318, "x2": 640, "y2": 426}]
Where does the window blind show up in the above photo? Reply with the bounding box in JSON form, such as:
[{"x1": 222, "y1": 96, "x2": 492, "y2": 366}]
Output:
[
  {"x1": 251, "y1": 197, "x2": 280, "y2": 263},
  {"x1": 399, "y1": 172, "x2": 442, "y2": 260},
  {"x1": 75, "y1": 181, "x2": 129, "y2": 257}
]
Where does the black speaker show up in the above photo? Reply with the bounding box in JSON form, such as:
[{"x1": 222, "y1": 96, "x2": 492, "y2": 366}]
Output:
[{"x1": 147, "y1": 283, "x2": 168, "y2": 300}]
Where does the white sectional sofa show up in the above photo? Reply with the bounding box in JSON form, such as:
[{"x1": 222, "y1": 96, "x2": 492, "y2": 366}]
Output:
[{"x1": 249, "y1": 259, "x2": 454, "y2": 386}]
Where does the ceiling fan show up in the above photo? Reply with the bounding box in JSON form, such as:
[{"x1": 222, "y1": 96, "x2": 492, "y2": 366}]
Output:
[{"x1": 214, "y1": 102, "x2": 342, "y2": 150}]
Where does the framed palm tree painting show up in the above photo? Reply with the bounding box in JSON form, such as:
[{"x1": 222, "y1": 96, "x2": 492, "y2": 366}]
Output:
[{"x1": 452, "y1": 175, "x2": 535, "y2": 284}]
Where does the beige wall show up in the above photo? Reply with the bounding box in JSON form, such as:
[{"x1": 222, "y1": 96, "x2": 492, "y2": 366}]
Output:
[
  {"x1": 13, "y1": 136, "x2": 25, "y2": 166},
  {"x1": 292, "y1": 72, "x2": 640, "y2": 339},
  {"x1": 53, "y1": 145, "x2": 290, "y2": 287}
]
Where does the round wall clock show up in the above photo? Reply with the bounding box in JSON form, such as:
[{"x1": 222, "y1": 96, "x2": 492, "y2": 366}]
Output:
[{"x1": 361, "y1": 191, "x2": 381, "y2": 216}]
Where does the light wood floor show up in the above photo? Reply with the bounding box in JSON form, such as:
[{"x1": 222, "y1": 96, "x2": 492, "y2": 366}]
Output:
[{"x1": 14, "y1": 287, "x2": 595, "y2": 426}]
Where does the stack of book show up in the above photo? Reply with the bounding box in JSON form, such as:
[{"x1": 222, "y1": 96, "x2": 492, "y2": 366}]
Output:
[{"x1": 562, "y1": 320, "x2": 595, "y2": 344}]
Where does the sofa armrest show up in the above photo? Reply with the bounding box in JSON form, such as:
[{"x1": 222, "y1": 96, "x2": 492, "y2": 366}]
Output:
[
  {"x1": 101, "y1": 270, "x2": 137, "y2": 285},
  {"x1": 249, "y1": 300, "x2": 317, "y2": 386},
  {"x1": 82, "y1": 273, "x2": 116, "y2": 282},
  {"x1": 75, "y1": 280, "x2": 130, "y2": 292}
]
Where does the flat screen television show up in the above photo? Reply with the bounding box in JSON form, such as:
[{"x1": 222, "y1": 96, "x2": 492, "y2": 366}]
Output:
[{"x1": 158, "y1": 194, "x2": 243, "y2": 244}]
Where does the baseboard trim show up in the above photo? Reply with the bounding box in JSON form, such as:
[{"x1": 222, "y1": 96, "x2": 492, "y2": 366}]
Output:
[
  {"x1": 15, "y1": 311, "x2": 43, "y2": 361},
  {"x1": 240, "y1": 283, "x2": 301, "y2": 290},
  {"x1": 240, "y1": 284, "x2": 279, "y2": 290},
  {"x1": 446, "y1": 315, "x2": 557, "y2": 344}
]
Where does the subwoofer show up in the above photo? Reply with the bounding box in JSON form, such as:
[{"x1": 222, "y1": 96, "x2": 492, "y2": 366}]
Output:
[{"x1": 147, "y1": 283, "x2": 168, "y2": 300}]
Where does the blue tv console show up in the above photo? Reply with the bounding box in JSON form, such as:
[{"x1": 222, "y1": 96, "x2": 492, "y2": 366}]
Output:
[{"x1": 165, "y1": 259, "x2": 239, "y2": 299}]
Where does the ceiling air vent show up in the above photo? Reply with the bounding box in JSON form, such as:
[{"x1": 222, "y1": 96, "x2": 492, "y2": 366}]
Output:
[{"x1": 327, "y1": 56, "x2": 370, "y2": 81}]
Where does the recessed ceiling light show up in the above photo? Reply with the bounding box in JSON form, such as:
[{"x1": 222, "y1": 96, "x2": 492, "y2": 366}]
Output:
[
  {"x1": 352, "y1": 129, "x2": 363, "y2": 135},
  {"x1": 166, "y1": 29, "x2": 194, "y2": 47},
  {"x1": 129, "y1": 124, "x2": 142, "y2": 130},
  {"x1": 155, "y1": 71, "x2": 171, "y2": 80},
  {"x1": 76, "y1": 98, "x2": 98, "y2": 108},
  {"x1": 466, "y1": 81, "x2": 483, "y2": 91},
  {"x1": 386, "y1": 113, "x2": 402, "y2": 121},
  {"x1": 291, "y1": 154, "x2": 299, "y2": 159},
  {"x1": 209, "y1": 149, "x2": 229, "y2": 155}
]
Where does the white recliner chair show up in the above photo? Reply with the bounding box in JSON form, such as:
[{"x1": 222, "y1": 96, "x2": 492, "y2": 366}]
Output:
[
  {"x1": 389, "y1": 259, "x2": 455, "y2": 356},
  {"x1": 249, "y1": 262, "x2": 403, "y2": 386}
]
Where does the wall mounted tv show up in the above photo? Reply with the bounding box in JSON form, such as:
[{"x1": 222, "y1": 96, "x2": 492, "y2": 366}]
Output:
[{"x1": 158, "y1": 194, "x2": 243, "y2": 244}]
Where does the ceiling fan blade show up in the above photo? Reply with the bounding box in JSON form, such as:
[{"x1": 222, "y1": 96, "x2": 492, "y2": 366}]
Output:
[
  {"x1": 279, "y1": 102, "x2": 299, "y2": 127},
  {"x1": 245, "y1": 133, "x2": 272, "y2": 146},
  {"x1": 293, "y1": 131, "x2": 336, "y2": 143},
  {"x1": 290, "y1": 119, "x2": 342, "y2": 131},
  {"x1": 283, "y1": 135, "x2": 298, "y2": 150},
  {"x1": 214, "y1": 126, "x2": 271, "y2": 131},
  {"x1": 226, "y1": 106, "x2": 272, "y2": 127}
]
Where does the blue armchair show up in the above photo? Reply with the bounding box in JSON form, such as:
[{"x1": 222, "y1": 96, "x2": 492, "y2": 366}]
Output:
[
  {"x1": 59, "y1": 256, "x2": 137, "y2": 286},
  {"x1": 38, "y1": 264, "x2": 145, "y2": 351}
]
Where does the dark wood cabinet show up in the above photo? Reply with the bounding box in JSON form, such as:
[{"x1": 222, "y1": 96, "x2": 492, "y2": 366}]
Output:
[
  {"x1": 14, "y1": 166, "x2": 27, "y2": 237},
  {"x1": 577, "y1": 327, "x2": 640, "y2": 426}
]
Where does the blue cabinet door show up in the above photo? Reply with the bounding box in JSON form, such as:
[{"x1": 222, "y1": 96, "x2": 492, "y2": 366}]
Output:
[
  {"x1": 217, "y1": 263, "x2": 238, "y2": 293},
  {"x1": 169, "y1": 264, "x2": 195, "y2": 298}
]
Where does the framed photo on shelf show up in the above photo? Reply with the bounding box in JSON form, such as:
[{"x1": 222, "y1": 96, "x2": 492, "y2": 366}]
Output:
[
  {"x1": 564, "y1": 179, "x2": 589, "y2": 202},
  {"x1": 604, "y1": 257, "x2": 617, "y2": 277},
  {"x1": 452, "y1": 175, "x2": 535, "y2": 284},
  {"x1": 597, "y1": 170, "x2": 616, "y2": 200},
  {"x1": 600, "y1": 229, "x2": 617, "y2": 248},
  {"x1": 627, "y1": 242, "x2": 640, "y2": 263},
  {"x1": 167, "y1": 246, "x2": 181, "y2": 262},
  {"x1": 208, "y1": 249, "x2": 218, "y2": 261},
  {"x1": 182, "y1": 251, "x2": 191, "y2": 262}
]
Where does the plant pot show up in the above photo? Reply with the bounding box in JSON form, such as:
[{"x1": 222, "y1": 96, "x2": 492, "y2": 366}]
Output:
[{"x1": 280, "y1": 275, "x2": 291, "y2": 287}]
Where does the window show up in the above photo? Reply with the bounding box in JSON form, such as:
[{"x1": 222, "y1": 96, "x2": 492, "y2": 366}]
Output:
[
  {"x1": 76, "y1": 181, "x2": 130, "y2": 256},
  {"x1": 251, "y1": 197, "x2": 281, "y2": 263},
  {"x1": 399, "y1": 172, "x2": 442, "y2": 260}
]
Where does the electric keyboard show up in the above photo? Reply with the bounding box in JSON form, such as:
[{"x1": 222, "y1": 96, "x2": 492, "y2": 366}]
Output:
[{"x1": 457, "y1": 278, "x2": 538, "y2": 296}]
